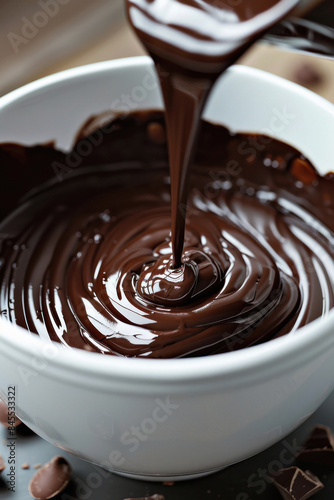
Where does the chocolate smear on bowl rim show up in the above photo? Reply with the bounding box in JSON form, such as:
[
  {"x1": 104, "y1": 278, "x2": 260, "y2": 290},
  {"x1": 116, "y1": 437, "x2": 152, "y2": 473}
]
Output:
[
  {"x1": 269, "y1": 466, "x2": 324, "y2": 500},
  {"x1": 297, "y1": 425, "x2": 334, "y2": 467},
  {"x1": 28, "y1": 455, "x2": 71, "y2": 500}
]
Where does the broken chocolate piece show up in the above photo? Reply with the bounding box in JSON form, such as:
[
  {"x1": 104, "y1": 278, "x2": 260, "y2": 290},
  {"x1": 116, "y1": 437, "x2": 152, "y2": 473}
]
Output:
[
  {"x1": 124, "y1": 495, "x2": 165, "y2": 500},
  {"x1": 297, "y1": 425, "x2": 334, "y2": 467},
  {"x1": 0, "y1": 454, "x2": 5, "y2": 473},
  {"x1": 147, "y1": 122, "x2": 166, "y2": 144},
  {"x1": 0, "y1": 399, "x2": 22, "y2": 428},
  {"x1": 28, "y1": 456, "x2": 71, "y2": 499},
  {"x1": 270, "y1": 467, "x2": 323, "y2": 500}
]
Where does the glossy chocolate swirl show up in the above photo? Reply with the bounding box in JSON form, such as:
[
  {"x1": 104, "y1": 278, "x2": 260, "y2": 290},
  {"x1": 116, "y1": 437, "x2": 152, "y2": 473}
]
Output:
[{"x1": 1, "y1": 111, "x2": 334, "y2": 357}]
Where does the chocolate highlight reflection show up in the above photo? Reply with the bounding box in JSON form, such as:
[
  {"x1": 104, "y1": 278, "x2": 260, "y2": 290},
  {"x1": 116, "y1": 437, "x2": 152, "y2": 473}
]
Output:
[
  {"x1": 1, "y1": 111, "x2": 334, "y2": 358},
  {"x1": 125, "y1": 0, "x2": 303, "y2": 339}
]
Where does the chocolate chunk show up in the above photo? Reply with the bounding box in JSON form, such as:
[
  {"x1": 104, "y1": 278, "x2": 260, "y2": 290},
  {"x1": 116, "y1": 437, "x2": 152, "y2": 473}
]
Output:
[
  {"x1": 270, "y1": 467, "x2": 323, "y2": 500},
  {"x1": 147, "y1": 122, "x2": 166, "y2": 144},
  {"x1": 0, "y1": 454, "x2": 5, "y2": 472},
  {"x1": 28, "y1": 456, "x2": 71, "y2": 499},
  {"x1": 297, "y1": 425, "x2": 334, "y2": 467},
  {"x1": 0, "y1": 399, "x2": 22, "y2": 428},
  {"x1": 294, "y1": 63, "x2": 323, "y2": 87},
  {"x1": 290, "y1": 158, "x2": 318, "y2": 185},
  {"x1": 124, "y1": 495, "x2": 165, "y2": 500}
]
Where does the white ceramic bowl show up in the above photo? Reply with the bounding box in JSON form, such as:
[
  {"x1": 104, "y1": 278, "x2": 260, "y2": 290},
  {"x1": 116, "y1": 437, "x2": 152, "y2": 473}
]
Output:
[{"x1": 1, "y1": 57, "x2": 334, "y2": 481}]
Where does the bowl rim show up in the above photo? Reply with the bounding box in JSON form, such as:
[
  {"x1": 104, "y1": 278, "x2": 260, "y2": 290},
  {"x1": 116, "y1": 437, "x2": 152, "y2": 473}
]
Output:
[{"x1": 1, "y1": 56, "x2": 334, "y2": 387}]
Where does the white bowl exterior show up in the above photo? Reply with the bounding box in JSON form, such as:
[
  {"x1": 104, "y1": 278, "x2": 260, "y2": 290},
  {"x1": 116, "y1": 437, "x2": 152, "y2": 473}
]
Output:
[
  {"x1": 0, "y1": 331, "x2": 333, "y2": 477},
  {"x1": 1, "y1": 58, "x2": 334, "y2": 478}
]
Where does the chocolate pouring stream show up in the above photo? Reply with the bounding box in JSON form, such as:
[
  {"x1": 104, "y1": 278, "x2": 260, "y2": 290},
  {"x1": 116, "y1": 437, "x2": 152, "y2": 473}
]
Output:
[{"x1": 126, "y1": 0, "x2": 300, "y2": 271}]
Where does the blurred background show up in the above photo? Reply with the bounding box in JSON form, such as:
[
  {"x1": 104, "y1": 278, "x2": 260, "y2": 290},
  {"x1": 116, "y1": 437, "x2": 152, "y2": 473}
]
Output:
[{"x1": 0, "y1": 0, "x2": 333, "y2": 101}]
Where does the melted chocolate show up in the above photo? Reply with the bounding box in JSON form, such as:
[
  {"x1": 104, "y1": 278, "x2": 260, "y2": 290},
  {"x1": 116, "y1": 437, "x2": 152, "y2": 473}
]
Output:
[
  {"x1": 1, "y1": 111, "x2": 334, "y2": 358},
  {"x1": 1, "y1": 0, "x2": 332, "y2": 358},
  {"x1": 126, "y1": 0, "x2": 298, "y2": 296},
  {"x1": 126, "y1": 0, "x2": 299, "y2": 73}
]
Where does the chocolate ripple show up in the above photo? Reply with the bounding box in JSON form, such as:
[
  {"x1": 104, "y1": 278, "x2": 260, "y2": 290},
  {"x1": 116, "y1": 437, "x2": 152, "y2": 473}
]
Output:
[{"x1": 1, "y1": 112, "x2": 334, "y2": 358}]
